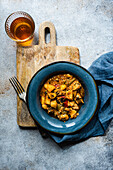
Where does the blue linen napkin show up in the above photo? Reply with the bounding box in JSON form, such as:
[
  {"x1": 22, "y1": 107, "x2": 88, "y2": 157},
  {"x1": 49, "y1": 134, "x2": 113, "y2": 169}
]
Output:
[{"x1": 48, "y1": 51, "x2": 113, "y2": 143}]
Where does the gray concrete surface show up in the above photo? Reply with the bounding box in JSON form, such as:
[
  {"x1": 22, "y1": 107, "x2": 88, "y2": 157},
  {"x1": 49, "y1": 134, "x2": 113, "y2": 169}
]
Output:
[{"x1": 0, "y1": 0, "x2": 113, "y2": 169}]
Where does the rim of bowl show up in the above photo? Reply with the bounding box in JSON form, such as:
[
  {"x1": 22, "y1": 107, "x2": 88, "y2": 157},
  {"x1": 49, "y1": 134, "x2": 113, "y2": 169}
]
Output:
[{"x1": 26, "y1": 61, "x2": 99, "y2": 134}]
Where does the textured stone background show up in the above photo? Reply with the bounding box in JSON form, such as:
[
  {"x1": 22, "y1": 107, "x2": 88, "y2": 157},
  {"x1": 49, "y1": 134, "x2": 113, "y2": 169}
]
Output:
[{"x1": 0, "y1": 0, "x2": 113, "y2": 169}]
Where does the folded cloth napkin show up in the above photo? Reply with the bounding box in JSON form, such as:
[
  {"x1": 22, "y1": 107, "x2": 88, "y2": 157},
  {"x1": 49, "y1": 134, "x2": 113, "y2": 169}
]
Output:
[{"x1": 47, "y1": 51, "x2": 113, "y2": 144}]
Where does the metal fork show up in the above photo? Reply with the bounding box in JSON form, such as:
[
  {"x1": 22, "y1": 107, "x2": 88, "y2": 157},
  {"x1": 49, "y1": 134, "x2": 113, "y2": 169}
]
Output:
[
  {"x1": 9, "y1": 76, "x2": 26, "y2": 103},
  {"x1": 9, "y1": 76, "x2": 48, "y2": 138}
]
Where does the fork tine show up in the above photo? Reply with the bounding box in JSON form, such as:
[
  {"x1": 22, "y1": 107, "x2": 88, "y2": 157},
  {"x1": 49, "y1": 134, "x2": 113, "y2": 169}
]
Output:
[
  {"x1": 14, "y1": 76, "x2": 25, "y2": 92},
  {"x1": 11, "y1": 77, "x2": 23, "y2": 94},
  {"x1": 9, "y1": 76, "x2": 26, "y2": 102},
  {"x1": 9, "y1": 78, "x2": 19, "y2": 96}
]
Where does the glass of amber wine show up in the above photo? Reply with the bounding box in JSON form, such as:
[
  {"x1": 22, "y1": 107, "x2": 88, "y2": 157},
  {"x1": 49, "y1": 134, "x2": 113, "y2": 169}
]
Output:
[{"x1": 5, "y1": 11, "x2": 35, "y2": 46}]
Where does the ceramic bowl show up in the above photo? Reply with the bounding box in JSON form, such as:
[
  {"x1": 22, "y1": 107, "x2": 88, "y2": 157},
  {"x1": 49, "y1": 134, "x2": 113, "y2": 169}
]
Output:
[{"x1": 26, "y1": 61, "x2": 99, "y2": 134}]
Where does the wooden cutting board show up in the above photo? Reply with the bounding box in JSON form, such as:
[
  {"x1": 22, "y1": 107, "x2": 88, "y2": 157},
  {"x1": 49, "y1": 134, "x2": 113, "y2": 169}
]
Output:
[{"x1": 16, "y1": 21, "x2": 80, "y2": 127}]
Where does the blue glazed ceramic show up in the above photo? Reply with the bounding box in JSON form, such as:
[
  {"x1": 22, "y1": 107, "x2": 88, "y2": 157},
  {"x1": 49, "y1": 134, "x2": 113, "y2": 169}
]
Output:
[{"x1": 26, "y1": 61, "x2": 99, "y2": 134}]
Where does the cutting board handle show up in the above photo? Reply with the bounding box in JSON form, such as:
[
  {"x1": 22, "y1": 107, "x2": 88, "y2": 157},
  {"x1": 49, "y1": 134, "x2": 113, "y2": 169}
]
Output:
[{"x1": 39, "y1": 21, "x2": 56, "y2": 46}]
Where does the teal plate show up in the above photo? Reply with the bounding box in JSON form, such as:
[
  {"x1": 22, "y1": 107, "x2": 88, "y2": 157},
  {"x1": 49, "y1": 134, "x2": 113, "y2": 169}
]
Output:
[{"x1": 26, "y1": 61, "x2": 99, "y2": 134}]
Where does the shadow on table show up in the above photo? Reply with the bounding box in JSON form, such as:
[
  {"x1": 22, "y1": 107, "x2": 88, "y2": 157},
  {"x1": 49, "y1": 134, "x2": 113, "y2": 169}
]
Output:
[{"x1": 19, "y1": 123, "x2": 107, "y2": 150}]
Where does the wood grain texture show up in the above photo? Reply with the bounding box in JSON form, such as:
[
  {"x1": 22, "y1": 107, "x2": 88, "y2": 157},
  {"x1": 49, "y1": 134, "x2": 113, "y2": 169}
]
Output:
[{"x1": 16, "y1": 21, "x2": 80, "y2": 127}]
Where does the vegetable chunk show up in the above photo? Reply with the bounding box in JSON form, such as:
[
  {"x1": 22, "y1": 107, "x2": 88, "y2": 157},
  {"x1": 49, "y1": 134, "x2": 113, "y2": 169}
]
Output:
[
  {"x1": 51, "y1": 100, "x2": 57, "y2": 108},
  {"x1": 66, "y1": 90, "x2": 73, "y2": 100},
  {"x1": 44, "y1": 84, "x2": 55, "y2": 92},
  {"x1": 60, "y1": 84, "x2": 67, "y2": 90},
  {"x1": 68, "y1": 81, "x2": 81, "y2": 90},
  {"x1": 69, "y1": 110, "x2": 79, "y2": 119},
  {"x1": 48, "y1": 93, "x2": 56, "y2": 99},
  {"x1": 42, "y1": 104, "x2": 48, "y2": 109},
  {"x1": 58, "y1": 114, "x2": 69, "y2": 121},
  {"x1": 41, "y1": 96, "x2": 45, "y2": 105},
  {"x1": 45, "y1": 95, "x2": 51, "y2": 105}
]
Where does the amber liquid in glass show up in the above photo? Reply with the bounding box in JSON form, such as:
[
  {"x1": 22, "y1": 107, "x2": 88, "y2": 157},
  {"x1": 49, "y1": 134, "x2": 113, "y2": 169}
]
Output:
[{"x1": 10, "y1": 17, "x2": 34, "y2": 45}]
